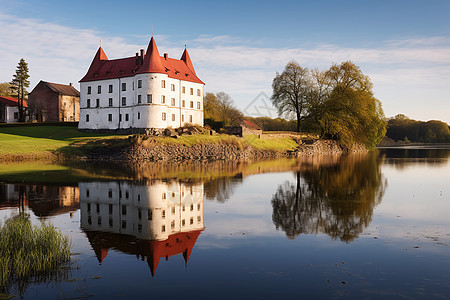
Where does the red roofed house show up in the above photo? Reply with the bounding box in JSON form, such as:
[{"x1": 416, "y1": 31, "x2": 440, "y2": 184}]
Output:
[
  {"x1": 226, "y1": 120, "x2": 263, "y2": 137},
  {"x1": 0, "y1": 96, "x2": 28, "y2": 123},
  {"x1": 78, "y1": 37, "x2": 204, "y2": 131},
  {"x1": 28, "y1": 81, "x2": 80, "y2": 122}
]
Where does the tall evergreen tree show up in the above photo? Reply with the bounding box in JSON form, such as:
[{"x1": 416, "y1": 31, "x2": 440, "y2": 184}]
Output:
[{"x1": 10, "y1": 58, "x2": 30, "y2": 122}]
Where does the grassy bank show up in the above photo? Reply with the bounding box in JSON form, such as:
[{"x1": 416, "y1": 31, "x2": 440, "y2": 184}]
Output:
[
  {"x1": 0, "y1": 125, "x2": 300, "y2": 161},
  {"x1": 0, "y1": 125, "x2": 127, "y2": 160}
]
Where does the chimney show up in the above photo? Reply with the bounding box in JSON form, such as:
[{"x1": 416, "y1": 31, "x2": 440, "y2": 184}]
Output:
[
  {"x1": 164, "y1": 53, "x2": 168, "y2": 60},
  {"x1": 140, "y1": 49, "x2": 144, "y2": 58},
  {"x1": 69, "y1": 83, "x2": 73, "y2": 87}
]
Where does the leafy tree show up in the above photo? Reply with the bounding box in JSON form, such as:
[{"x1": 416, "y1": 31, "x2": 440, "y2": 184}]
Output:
[
  {"x1": 204, "y1": 92, "x2": 243, "y2": 127},
  {"x1": 10, "y1": 58, "x2": 30, "y2": 122},
  {"x1": 386, "y1": 117, "x2": 450, "y2": 143},
  {"x1": 271, "y1": 61, "x2": 311, "y2": 132},
  {"x1": 0, "y1": 82, "x2": 14, "y2": 97},
  {"x1": 320, "y1": 61, "x2": 386, "y2": 148}
]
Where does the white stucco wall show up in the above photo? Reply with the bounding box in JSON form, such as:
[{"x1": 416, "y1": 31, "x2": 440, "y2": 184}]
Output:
[{"x1": 78, "y1": 73, "x2": 204, "y2": 130}]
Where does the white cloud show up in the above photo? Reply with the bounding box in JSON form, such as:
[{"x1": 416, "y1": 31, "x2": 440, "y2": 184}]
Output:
[{"x1": 1, "y1": 13, "x2": 449, "y2": 122}]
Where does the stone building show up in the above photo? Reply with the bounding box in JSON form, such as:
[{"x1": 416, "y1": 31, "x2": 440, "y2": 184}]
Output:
[
  {"x1": 0, "y1": 96, "x2": 28, "y2": 123},
  {"x1": 78, "y1": 37, "x2": 204, "y2": 131},
  {"x1": 28, "y1": 81, "x2": 80, "y2": 122}
]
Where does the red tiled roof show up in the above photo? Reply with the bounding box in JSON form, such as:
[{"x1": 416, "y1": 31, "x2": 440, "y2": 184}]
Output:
[
  {"x1": 242, "y1": 120, "x2": 262, "y2": 130},
  {"x1": 0, "y1": 96, "x2": 28, "y2": 108},
  {"x1": 80, "y1": 37, "x2": 204, "y2": 85},
  {"x1": 85, "y1": 228, "x2": 203, "y2": 276}
]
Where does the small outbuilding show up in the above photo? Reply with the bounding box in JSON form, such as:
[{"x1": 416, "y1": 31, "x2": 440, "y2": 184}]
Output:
[
  {"x1": 0, "y1": 96, "x2": 28, "y2": 123},
  {"x1": 226, "y1": 120, "x2": 263, "y2": 137},
  {"x1": 28, "y1": 81, "x2": 80, "y2": 122}
]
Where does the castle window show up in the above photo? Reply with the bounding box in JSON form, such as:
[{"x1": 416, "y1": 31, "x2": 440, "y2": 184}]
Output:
[
  {"x1": 109, "y1": 204, "x2": 113, "y2": 214},
  {"x1": 137, "y1": 112, "x2": 140, "y2": 120},
  {"x1": 172, "y1": 114, "x2": 175, "y2": 121},
  {"x1": 138, "y1": 95, "x2": 142, "y2": 103},
  {"x1": 98, "y1": 216, "x2": 102, "y2": 225},
  {"x1": 162, "y1": 225, "x2": 165, "y2": 233},
  {"x1": 109, "y1": 98, "x2": 113, "y2": 107},
  {"x1": 125, "y1": 114, "x2": 129, "y2": 121},
  {"x1": 161, "y1": 95, "x2": 165, "y2": 104},
  {"x1": 147, "y1": 94, "x2": 152, "y2": 103},
  {"x1": 97, "y1": 85, "x2": 101, "y2": 94},
  {"x1": 190, "y1": 101, "x2": 194, "y2": 108},
  {"x1": 182, "y1": 86, "x2": 185, "y2": 94},
  {"x1": 96, "y1": 99, "x2": 99, "y2": 107},
  {"x1": 122, "y1": 97, "x2": 126, "y2": 106},
  {"x1": 109, "y1": 218, "x2": 113, "y2": 227},
  {"x1": 182, "y1": 219, "x2": 185, "y2": 226},
  {"x1": 190, "y1": 204, "x2": 194, "y2": 211},
  {"x1": 132, "y1": 81, "x2": 134, "y2": 90},
  {"x1": 138, "y1": 209, "x2": 142, "y2": 220},
  {"x1": 88, "y1": 216, "x2": 92, "y2": 225},
  {"x1": 162, "y1": 112, "x2": 166, "y2": 121},
  {"x1": 108, "y1": 189, "x2": 112, "y2": 198},
  {"x1": 87, "y1": 86, "x2": 91, "y2": 94},
  {"x1": 125, "y1": 191, "x2": 129, "y2": 199},
  {"x1": 109, "y1": 84, "x2": 113, "y2": 93},
  {"x1": 122, "y1": 205, "x2": 126, "y2": 215},
  {"x1": 162, "y1": 210, "x2": 166, "y2": 219},
  {"x1": 171, "y1": 207, "x2": 175, "y2": 214},
  {"x1": 182, "y1": 115, "x2": 184, "y2": 122},
  {"x1": 171, "y1": 98, "x2": 175, "y2": 106},
  {"x1": 190, "y1": 217, "x2": 193, "y2": 225},
  {"x1": 14, "y1": 112, "x2": 18, "y2": 119},
  {"x1": 162, "y1": 192, "x2": 166, "y2": 200},
  {"x1": 86, "y1": 189, "x2": 90, "y2": 198},
  {"x1": 171, "y1": 220, "x2": 175, "y2": 229},
  {"x1": 138, "y1": 224, "x2": 142, "y2": 232},
  {"x1": 197, "y1": 203, "x2": 201, "y2": 211},
  {"x1": 87, "y1": 203, "x2": 91, "y2": 212},
  {"x1": 161, "y1": 80, "x2": 166, "y2": 88},
  {"x1": 197, "y1": 216, "x2": 201, "y2": 222},
  {"x1": 171, "y1": 84, "x2": 175, "y2": 91},
  {"x1": 197, "y1": 89, "x2": 201, "y2": 96},
  {"x1": 121, "y1": 220, "x2": 126, "y2": 229},
  {"x1": 96, "y1": 203, "x2": 100, "y2": 213},
  {"x1": 189, "y1": 115, "x2": 192, "y2": 123},
  {"x1": 122, "y1": 82, "x2": 126, "y2": 91},
  {"x1": 108, "y1": 114, "x2": 112, "y2": 122},
  {"x1": 86, "y1": 99, "x2": 90, "y2": 108},
  {"x1": 190, "y1": 88, "x2": 193, "y2": 95},
  {"x1": 138, "y1": 80, "x2": 142, "y2": 88},
  {"x1": 197, "y1": 102, "x2": 201, "y2": 109},
  {"x1": 182, "y1": 100, "x2": 185, "y2": 107},
  {"x1": 86, "y1": 114, "x2": 90, "y2": 122},
  {"x1": 148, "y1": 210, "x2": 152, "y2": 220},
  {"x1": 119, "y1": 114, "x2": 122, "y2": 122}
]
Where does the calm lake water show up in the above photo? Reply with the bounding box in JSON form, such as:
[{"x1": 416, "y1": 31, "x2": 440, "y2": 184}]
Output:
[{"x1": 0, "y1": 147, "x2": 449, "y2": 299}]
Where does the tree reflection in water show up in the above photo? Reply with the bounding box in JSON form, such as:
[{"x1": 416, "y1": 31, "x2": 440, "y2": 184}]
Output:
[{"x1": 272, "y1": 152, "x2": 386, "y2": 242}]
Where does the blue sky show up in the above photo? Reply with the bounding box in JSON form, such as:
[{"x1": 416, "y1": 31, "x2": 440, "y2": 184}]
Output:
[{"x1": 1, "y1": 0, "x2": 449, "y2": 122}]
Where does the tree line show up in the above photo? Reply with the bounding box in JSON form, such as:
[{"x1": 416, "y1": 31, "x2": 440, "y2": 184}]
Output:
[
  {"x1": 270, "y1": 61, "x2": 386, "y2": 148},
  {"x1": 386, "y1": 114, "x2": 450, "y2": 143}
]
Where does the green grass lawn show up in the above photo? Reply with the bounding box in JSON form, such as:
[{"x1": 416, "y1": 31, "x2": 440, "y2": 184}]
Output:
[{"x1": 0, "y1": 126, "x2": 126, "y2": 156}]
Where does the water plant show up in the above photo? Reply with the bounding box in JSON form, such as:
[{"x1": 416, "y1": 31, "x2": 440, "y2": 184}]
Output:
[{"x1": 0, "y1": 214, "x2": 71, "y2": 295}]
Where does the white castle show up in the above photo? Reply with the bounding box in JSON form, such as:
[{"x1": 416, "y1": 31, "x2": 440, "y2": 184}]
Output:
[{"x1": 78, "y1": 37, "x2": 204, "y2": 131}]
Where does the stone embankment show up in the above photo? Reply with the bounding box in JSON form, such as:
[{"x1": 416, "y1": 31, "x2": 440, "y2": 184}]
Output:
[{"x1": 116, "y1": 139, "x2": 367, "y2": 162}]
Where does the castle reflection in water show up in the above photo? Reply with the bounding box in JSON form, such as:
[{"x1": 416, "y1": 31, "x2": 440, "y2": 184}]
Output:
[
  {"x1": 0, "y1": 180, "x2": 205, "y2": 276},
  {"x1": 79, "y1": 181, "x2": 204, "y2": 275}
]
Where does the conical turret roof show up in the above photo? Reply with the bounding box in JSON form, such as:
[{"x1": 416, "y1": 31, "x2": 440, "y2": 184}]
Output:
[
  {"x1": 137, "y1": 37, "x2": 165, "y2": 74},
  {"x1": 181, "y1": 48, "x2": 196, "y2": 75}
]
